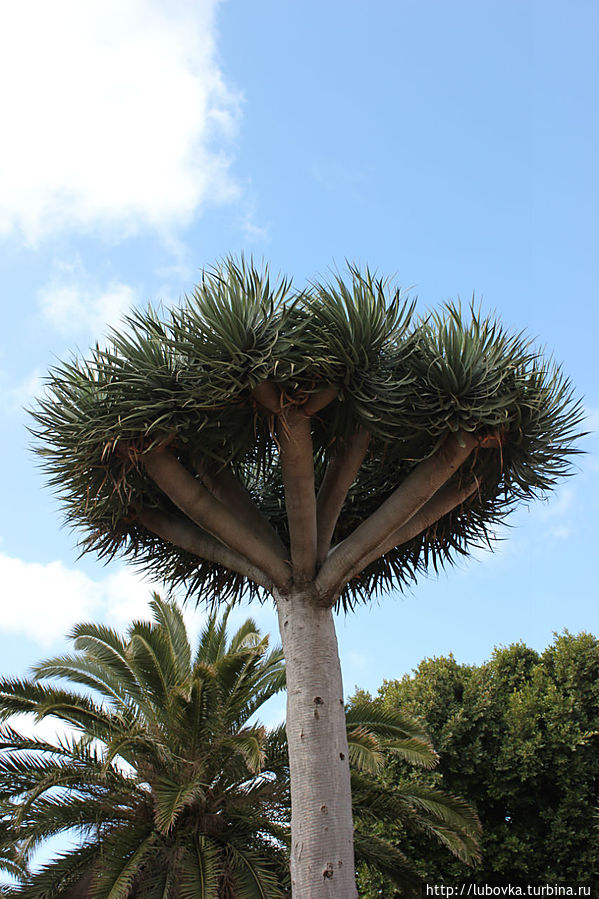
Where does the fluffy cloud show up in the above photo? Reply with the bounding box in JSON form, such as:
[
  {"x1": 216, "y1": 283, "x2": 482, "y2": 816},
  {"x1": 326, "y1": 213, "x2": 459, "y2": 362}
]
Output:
[
  {"x1": 0, "y1": 545, "x2": 282, "y2": 649},
  {"x1": 0, "y1": 0, "x2": 241, "y2": 242},
  {"x1": 533, "y1": 484, "x2": 574, "y2": 535},
  {"x1": 0, "y1": 552, "x2": 167, "y2": 646},
  {"x1": 39, "y1": 279, "x2": 138, "y2": 336},
  {"x1": 0, "y1": 369, "x2": 43, "y2": 413}
]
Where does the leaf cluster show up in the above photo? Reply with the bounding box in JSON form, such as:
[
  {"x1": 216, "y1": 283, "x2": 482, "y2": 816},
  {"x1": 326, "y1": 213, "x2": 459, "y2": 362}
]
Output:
[
  {"x1": 369, "y1": 632, "x2": 599, "y2": 885},
  {"x1": 29, "y1": 258, "x2": 584, "y2": 607},
  {"x1": 345, "y1": 701, "x2": 481, "y2": 895},
  {"x1": 0, "y1": 596, "x2": 289, "y2": 898}
]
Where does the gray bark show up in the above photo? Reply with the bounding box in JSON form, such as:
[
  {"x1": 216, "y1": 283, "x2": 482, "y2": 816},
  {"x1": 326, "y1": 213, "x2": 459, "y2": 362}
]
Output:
[
  {"x1": 275, "y1": 587, "x2": 357, "y2": 899},
  {"x1": 143, "y1": 448, "x2": 290, "y2": 587},
  {"x1": 135, "y1": 508, "x2": 273, "y2": 589},
  {"x1": 278, "y1": 408, "x2": 318, "y2": 582},
  {"x1": 316, "y1": 430, "x2": 477, "y2": 600}
]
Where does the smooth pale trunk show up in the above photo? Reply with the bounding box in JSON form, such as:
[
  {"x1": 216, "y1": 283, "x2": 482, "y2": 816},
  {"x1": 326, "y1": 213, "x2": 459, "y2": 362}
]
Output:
[{"x1": 275, "y1": 588, "x2": 357, "y2": 898}]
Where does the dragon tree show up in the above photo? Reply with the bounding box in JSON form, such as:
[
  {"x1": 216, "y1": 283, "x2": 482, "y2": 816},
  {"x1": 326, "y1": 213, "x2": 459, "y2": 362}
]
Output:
[{"x1": 31, "y1": 259, "x2": 582, "y2": 898}]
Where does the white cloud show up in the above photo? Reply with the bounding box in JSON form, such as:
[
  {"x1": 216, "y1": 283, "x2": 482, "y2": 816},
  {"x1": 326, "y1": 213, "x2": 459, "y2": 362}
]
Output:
[
  {"x1": 240, "y1": 213, "x2": 270, "y2": 244},
  {"x1": 39, "y1": 279, "x2": 138, "y2": 336},
  {"x1": 509, "y1": 484, "x2": 578, "y2": 545},
  {"x1": 534, "y1": 485, "x2": 574, "y2": 529},
  {"x1": 0, "y1": 368, "x2": 43, "y2": 413},
  {"x1": 8, "y1": 712, "x2": 78, "y2": 748},
  {"x1": 0, "y1": 547, "x2": 281, "y2": 651},
  {"x1": 102, "y1": 567, "x2": 178, "y2": 631},
  {"x1": 0, "y1": 0, "x2": 241, "y2": 242},
  {"x1": 0, "y1": 552, "x2": 169, "y2": 646}
]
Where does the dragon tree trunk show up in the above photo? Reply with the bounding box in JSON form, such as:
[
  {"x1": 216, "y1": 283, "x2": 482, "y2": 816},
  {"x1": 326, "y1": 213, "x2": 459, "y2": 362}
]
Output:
[{"x1": 274, "y1": 587, "x2": 357, "y2": 899}]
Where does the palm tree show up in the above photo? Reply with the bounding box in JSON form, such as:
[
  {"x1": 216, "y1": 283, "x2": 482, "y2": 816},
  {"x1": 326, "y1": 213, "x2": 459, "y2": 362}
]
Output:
[
  {"x1": 0, "y1": 595, "x2": 289, "y2": 898},
  {"x1": 0, "y1": 598, "x2": 479, "y2": 897}
]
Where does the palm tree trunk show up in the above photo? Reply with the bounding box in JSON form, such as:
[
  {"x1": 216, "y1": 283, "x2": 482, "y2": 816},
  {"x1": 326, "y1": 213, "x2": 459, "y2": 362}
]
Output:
[{"x1": 274, "y1": 587, "x2": 357, "y2": 898}]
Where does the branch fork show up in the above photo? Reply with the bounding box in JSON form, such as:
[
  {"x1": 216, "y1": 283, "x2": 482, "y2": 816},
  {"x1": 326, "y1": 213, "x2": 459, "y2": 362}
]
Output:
[
  {"x1": 250, "y1": 381, "x2": 341, "y2": 586},
  {"x1": 132, "y1": 373, "x2": 503, "y2": 607},
  {"x1": 316, "y1": 430, "x2": 483, "y2": 603}
]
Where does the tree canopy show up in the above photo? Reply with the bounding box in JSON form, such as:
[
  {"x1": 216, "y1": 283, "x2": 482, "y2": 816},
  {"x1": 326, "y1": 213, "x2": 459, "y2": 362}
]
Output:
[
  {"x1": 358, "y1": 631, "x2": 599, "y2": 888},
  {"x1": 31, "y1": 258, "x2": 582, "y2": 610},
  {"x1": 0, "y1": 596, "x2": 290, "y2": 897}
]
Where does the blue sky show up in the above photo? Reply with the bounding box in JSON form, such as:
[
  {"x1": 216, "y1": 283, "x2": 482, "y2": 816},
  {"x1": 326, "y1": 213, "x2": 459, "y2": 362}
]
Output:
[{"x1": 0, "y1": 0, "x2": 597, "y2": 734}]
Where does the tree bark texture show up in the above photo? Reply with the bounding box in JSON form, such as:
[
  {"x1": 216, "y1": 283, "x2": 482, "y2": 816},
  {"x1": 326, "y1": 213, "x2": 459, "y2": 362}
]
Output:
[
  {"x1": 278, "y1": 409, "x2": 318, "y2": 582},
  {"x1": 275, "y1": 588, "x2": 357, "y2": 899}
]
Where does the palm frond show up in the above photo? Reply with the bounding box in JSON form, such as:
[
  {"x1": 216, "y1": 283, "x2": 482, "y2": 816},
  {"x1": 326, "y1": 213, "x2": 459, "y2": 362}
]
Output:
[
  {"x1": 0, "y1": 599, "x2": 291, "y2": 897},
  {"x1": 2, "y1": 839, "x2": 101, "y2": 899},
  {"x1": 345, "y1": 701, "x2": 438, "y2": 771},
  {"x1": 90, "y1": 828, "x2": 158, "y2": 899},
  {"x1": 152, "y1": 777, "x2": 206, "y2": 835},
  {"x1": 354, "y1": 831, "x2": 423, "y2": 894},
  {"x1": 225, "y1": 843, "x2": 287, "y2": 899},
  {"x1": 148, "y1": 594, "x2": 192, "y2": 683},
  {"x1": 177, "y1": 835, "x2": 220, "y2": 899}
]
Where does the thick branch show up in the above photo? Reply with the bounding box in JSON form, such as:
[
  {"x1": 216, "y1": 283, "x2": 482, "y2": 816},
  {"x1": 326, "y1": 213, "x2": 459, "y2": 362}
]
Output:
[
  {"x1": 136, "y1": 508, "x2": 273, "y2": 589},
  {"x1": 142, "y1": 448, "x2": 291, "y2": 589},
  {"x1": 346, "y1": 479, "x2": 479, "y2": 579},
  {"x1": 252, "y1": 381, "x2": 282, "y2": 413},
  {"x1": 303, "y1": 385, "x2": 338, "y2": 415},
  {"x1": 251, "y1": 381, "x2": 339, "y2": 584},
  {"x1": 316, "y1": 431, "x2": 478, "y2": 600},
  {"x1": 316, "y1": 429, "x2": 371, "y2": 566},
  {"x1": 279, "y1": 407, "x2": 318, "y2": 583},
  {"x1": 194, "y1": 458, "x2": 287, "y2": 559},
  {"x1": 252, "y1": 381, "x2": 338, "y2": 417}
]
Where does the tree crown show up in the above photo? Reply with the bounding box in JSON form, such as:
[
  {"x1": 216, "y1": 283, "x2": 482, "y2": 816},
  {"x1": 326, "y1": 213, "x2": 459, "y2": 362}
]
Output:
[{"x1": 31, "y1": 258, "x2": 583, "y2": 608}]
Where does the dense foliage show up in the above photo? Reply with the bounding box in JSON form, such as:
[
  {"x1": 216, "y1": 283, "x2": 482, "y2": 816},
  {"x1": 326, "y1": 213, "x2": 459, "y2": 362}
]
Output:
[
  {"x1": 356, "y1": 632, "x2": 599, "y2": 892},
  {"x1": 0, "y1": 598, "x2": 480, "y2": 898},
  {"x1": 30, "y1": 258, "x2": 582, "y2": 609},
  {"x1": 0, "y1": 597, "x2": 290, "y2": 898}
]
